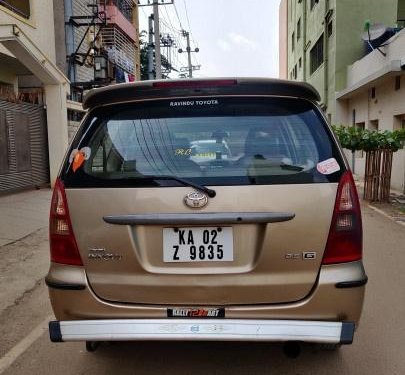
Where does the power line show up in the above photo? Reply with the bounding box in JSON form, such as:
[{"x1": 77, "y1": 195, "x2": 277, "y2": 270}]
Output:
[
  {"x1": 140, "y1": 4, "x2": 149, "y2": 19},
  {"x1": 182, "y1": 0, "x2": 196, "y2": 44},
  {"x1": 182, "y1": 0, "x2": 191, "y2": 31},
  {"x1": 162, "y1": 4, "x2": 179, "y2": 34},
  {"x1": 173, "y1": 2, "x2": 185, "y2": 31},
  {"x1": 158, "y1": 16, "x2": 188, "y2": 71},
  {"x1": 159, "y1": 8, "x2": 191, "y2": 72},
  {"x1": 178, "y1": 1, "x2": 200, "y2": 69},
  {"x1": 141, "y1": 1, "x2": 201, "y2": 78}
]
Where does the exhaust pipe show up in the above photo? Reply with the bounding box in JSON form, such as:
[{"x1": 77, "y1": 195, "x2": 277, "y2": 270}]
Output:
[{"x1": 283, "y1": 341, "x2": 301, "y2": 358}]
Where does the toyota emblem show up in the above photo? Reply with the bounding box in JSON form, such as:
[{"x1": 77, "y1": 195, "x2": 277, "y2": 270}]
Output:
[{"x1": 184, "y1": 191, "x2": 208, "y2": 209}]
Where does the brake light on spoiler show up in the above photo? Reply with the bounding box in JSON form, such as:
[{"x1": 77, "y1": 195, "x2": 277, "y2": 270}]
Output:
[
  {"x1": 322, "y1": 171, "x2": 363, "y2": 265},
  {"x1": 152, "y1": 79, "x2": 237, "y2": 89}
]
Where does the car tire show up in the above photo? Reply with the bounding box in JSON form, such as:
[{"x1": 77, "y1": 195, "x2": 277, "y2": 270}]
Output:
[
  {"x1": 317, "y1": 343, "x2": 342, "y2": 351},
  {"x1": 85, "y1": 341, "x2": 100, "y2": 352}
]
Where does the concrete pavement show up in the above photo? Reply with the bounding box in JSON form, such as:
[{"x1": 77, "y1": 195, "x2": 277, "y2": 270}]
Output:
[
  {"x1": 1, "y1": 188, "x2": 405, "y2": 374},
  {"x1": 0, "y1": 204, "x2": 403, "y2": 374},
  {"x1": 0, "y1": 189, "x2": 51, "y2": 247},
  {"x1": 0, "y1": 189, "x2": 51, "y2": 315}
]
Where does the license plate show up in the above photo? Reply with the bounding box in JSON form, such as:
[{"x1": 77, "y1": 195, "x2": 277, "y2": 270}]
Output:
[{"x1": 163, "y1": 227, "x2": 233, "y2": 263}]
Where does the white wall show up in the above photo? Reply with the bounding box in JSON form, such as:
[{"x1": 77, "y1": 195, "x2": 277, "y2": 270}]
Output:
[
  {"x1": 345, "y1": 78, "x2": 405, "y2": 192},
  {"x1": 1, "y1": 1, "x2": 69, "y2": 186},
  {"x1": 347, "y1": 29, "x2": 405, "y2": 87},
  {"x1": 337, "y1": 28, "x2": 405, "y2": 193},
  {"x1": 0, "y1": 1, "x2": 57, "y2": 62}
]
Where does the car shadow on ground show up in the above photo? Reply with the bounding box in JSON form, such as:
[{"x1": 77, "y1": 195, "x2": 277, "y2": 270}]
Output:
[{"x1": 78, "y1": 341, "x2": 342, "y2": 375}]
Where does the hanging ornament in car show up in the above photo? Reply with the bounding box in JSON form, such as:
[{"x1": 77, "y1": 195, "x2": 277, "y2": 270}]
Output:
[{"x1": 69, "y1": 147, "x2": 91, "y2": 172}]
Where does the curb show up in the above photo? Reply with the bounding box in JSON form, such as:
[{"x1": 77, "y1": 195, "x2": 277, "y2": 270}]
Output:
[{"x1": 367, "y1": 204, "x2": 405, "y2": 227}]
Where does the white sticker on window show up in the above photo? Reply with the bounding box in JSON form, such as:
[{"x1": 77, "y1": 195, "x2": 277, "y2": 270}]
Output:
[{"x1": 316, "y1": 158, "x2": 340, "y2": 175}]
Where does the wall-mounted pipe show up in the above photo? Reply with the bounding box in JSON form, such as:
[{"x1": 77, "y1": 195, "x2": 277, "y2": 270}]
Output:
[{"x1": 64, "y1": 0, "x2": 76, "y2": 84}]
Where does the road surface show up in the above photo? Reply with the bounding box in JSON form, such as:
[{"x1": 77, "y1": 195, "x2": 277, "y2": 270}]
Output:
[{"x1": 0, "y1": 204, "x2": 404, "y2": 375}]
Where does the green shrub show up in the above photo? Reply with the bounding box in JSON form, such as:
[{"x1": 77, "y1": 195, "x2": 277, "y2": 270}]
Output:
[{"x1": 332, "y1": 125, "x2": 404, "y2": 152}]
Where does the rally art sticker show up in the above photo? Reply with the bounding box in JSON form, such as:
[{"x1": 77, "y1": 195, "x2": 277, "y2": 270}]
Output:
[{"x1": 316, "y1": 158, "x2": 340, "y2": 175}]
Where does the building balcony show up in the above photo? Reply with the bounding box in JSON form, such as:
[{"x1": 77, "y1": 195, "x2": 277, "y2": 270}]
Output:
[{"x1": 98, "y1": 0, "x2": 136, "y2": 42}]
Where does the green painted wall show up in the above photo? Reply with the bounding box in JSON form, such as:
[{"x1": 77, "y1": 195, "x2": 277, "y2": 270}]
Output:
[
  {"x1": 335, "y1": 0, "x2": 398, "y2": 93},
  {"x1": 398, "y1": 0, "x2": 405, "y2": 23},
  {"x1": 286, "y1": 0, "x2": 401, "y2": 122}
]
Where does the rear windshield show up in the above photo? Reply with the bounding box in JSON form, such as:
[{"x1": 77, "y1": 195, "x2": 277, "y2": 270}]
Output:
[{"x1": 63, "y1": 97, "x2": 345, "y2": 188}]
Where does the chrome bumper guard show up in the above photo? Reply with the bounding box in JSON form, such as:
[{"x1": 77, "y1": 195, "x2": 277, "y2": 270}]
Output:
[{"x1": 49, "y1": 319, "x2": 355, "y2": 344}]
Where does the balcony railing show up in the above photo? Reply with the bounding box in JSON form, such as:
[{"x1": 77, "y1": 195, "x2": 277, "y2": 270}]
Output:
[
  {"x1": 102, "y1": 25, "x2": 136, "y2": 74},
  {"x1": 99, "y1": 0, "x2": 133, "y2": 22}
]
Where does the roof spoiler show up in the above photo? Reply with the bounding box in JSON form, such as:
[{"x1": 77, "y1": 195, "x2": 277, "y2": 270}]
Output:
[{"x1": 82, "y1": 78, "x2": 321, "y2": 110}]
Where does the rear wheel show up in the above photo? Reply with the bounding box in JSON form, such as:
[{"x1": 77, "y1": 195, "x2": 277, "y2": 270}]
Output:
[
  {"x1": 316, "y1": 343, "x2": 342, "y2": 351},
  {"x1": 85, "y1": 341, "x2": 100, "y2": 352},
  {"x1": 283, "y1": 341, "x2": 302, "y2": 358}
]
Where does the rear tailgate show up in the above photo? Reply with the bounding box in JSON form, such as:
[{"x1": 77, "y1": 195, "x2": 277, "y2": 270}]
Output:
[
  {"x1": 66, "y1": 183, "x2": 337, "y2": 305},
  {"x1": 62, "y1": 95, "x2": 345, "y2": 305}
]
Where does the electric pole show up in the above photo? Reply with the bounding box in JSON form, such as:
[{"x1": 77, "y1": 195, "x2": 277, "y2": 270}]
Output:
[
  {"x1": 139, "y1": 0, "x2": 173, "y2": 80},
  {"x1": 148, "y1": 15, "x2": 154, "y2": 80},
  {"x1": 185, "y1": 31, "x2": 192, "y2": 78},
  {"x1": 153, "y1": 0, "x2": 162, "y2": 79},
  {"x1": 178, "y1": 30, "x2": 200, "y2": 78}
]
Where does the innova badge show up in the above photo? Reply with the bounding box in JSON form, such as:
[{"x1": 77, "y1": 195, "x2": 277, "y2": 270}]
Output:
[{"x1": 184, "y1": 191, "x2": 208, "y2": 209}]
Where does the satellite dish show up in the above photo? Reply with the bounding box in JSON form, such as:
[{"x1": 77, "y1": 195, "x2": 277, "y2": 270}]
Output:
[
  {"x1": 362, "y1": 24, "x2": 388, "y2": 41},
  {"x1": 362, "y1": 22, "x2": 397, "y2": 54}
]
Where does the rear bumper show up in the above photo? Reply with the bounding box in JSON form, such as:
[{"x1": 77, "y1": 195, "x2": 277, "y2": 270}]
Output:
[
  {"x1": 49, "y1": 319, "x2": 355, "y2": 344},
  {"x1": 46, "y1": 261, "x2": 367, "y2": 324}
]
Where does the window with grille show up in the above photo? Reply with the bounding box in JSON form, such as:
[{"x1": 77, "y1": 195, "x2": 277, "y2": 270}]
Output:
[
  {"x1": 101, "y1": 26, "x2": 136, "y2": 74},
  {"x1": 99, "y1": 0, "x2": 133, "y2": 22},
  {"x1": 292, "y1": 32, "x2": 295, "y2": 51},
  {"x1": 310, "y1": 34, "x2": 324, "y2": 74},
  {"x1": 310, "y1": 0, "x2": 319, "y2": 10},
  {"x1": 0, "y1": 110, "x2": 9, "y2": 174},
  {"x1": 297, "y1": 18, "x2": 301, "y2": 40},
  {"x1": 328, "y1": 21, "x2": 333, "y2": 37},
  {"x1": 0, "y1": 0, "x2": 30, "y2": 18}
]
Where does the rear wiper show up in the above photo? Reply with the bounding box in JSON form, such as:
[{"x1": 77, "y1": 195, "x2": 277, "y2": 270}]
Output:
[
  {"x1": 280, "y1": 163, "x2": 304, "y2": 172},
  {"x1": 144, "y1": 175, "x2": 216, "y2": 198}
]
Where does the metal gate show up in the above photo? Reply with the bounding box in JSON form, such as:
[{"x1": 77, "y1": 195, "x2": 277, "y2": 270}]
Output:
[{"x1": 0, "y1": 100, "x2": 49, "y2": 193}]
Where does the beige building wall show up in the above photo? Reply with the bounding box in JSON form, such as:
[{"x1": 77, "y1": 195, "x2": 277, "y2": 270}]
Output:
[
  {"x1": 279, "y1": 0, "x2": 288, "y2": 79},
  {"x1": 0, "y1": 1, "x2": 56, "y2": 62},
  {"x1": 0, "y1": 1, "x2": 70, "y2": 185},
  {"x1": 285, "y1": 0, "x2": 402, "y2": 123},
  {"x1": 337, "y1": 29, "x2": 405, "y2": 193},
  {"x1": 342, "y1": 82, "x2": 405, "y2": 192},
  {"x1": 132, "y1": 2, "x2": 141, "y2": 80}
]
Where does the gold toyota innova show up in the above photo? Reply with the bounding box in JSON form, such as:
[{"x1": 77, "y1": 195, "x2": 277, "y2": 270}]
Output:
[{"x1": 46, "y1": 78, "x2": 367, "y2": 352}]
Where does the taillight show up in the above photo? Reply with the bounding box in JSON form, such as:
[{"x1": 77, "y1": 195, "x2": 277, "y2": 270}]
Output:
[
  {"x1": 49, "y1": 178, "x2": 83, "y2": 266},
  {"x1": 322, "y1": 171, "x2": 362, "y2": 265}
]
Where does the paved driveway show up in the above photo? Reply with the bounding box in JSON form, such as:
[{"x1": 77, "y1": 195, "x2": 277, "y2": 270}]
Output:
[{"x1": 0, "y1": 203, "x2": 404, "y2": 375}]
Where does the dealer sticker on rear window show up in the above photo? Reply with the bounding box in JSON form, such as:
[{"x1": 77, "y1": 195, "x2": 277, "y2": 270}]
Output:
[
  {"x1": 169, "y1": 99, "x2": 219, "y2": 107},
  {"x1": 316, "y1": 158, "x2": 340, "y2": 175}
]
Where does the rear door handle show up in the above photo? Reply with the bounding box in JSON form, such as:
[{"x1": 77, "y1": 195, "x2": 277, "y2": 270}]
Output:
[{"x1": 103, "y1": 212, "x2": 295, "y2": 226}]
